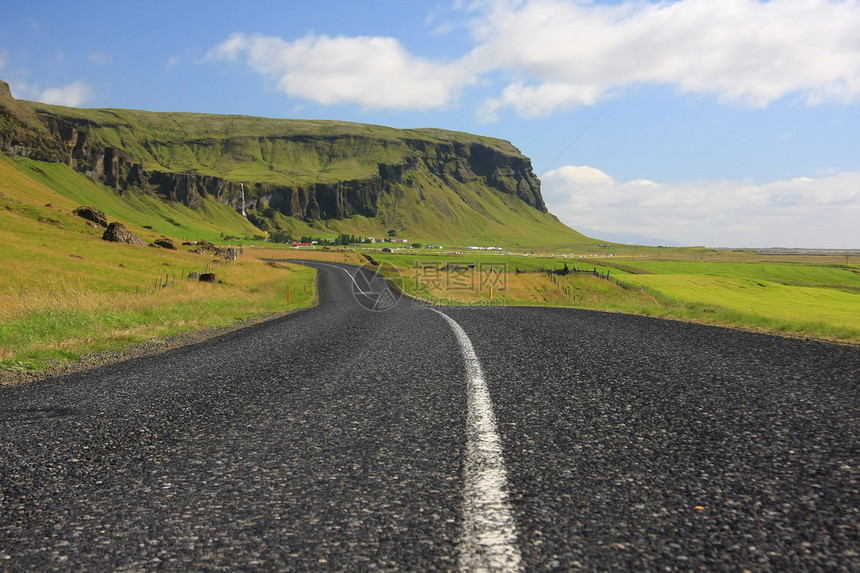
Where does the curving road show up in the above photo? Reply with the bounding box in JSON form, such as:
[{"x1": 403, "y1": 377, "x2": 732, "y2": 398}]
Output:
[{"x1": 1, "y1": 262, "x2": 857, "y2": 571}]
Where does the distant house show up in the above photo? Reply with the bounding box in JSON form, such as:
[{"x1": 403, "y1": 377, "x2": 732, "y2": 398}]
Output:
[{"x1": 291, "y1": 242, "x2": 314, "y2": 249}]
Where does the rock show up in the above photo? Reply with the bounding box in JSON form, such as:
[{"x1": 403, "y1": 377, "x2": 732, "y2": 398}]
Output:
[
  {"x1": 73, "y1": 206, "x2": 108, "y2": 227},
  {"x1": 102, "y1": 222, "x2": 146, "y2": 247},
  {"x1": 214, "y1": 246, "x2": 239, "y2": 260},
  {"x1": 187, "y1": 272, "x2": 200, "y2": 280},
  {"x1": 199, "y1": 273, "x2": 217, "y2": 283},
  {"x1": 152, "y1": 237, "x2": 177, "y2": 250}
]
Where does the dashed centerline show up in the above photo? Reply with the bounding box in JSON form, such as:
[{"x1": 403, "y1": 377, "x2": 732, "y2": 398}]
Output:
[{"x1": 427, "y1": 308, "x2": 523, "y2": 573}]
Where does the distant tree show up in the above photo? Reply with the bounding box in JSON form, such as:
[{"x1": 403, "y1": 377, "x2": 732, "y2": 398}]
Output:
[
  {"x1": 270, "y1": 231, "x2": 292, "y2": 243},
  {"x1": 333, "y1": 233, "x2": 357, "y2": 246},
  {"x1": 387, "y1": 229, "x2": 397, "y2": 237},
  {"x1": 411, "y1": 243, "x2": 422, "y2": 248}
]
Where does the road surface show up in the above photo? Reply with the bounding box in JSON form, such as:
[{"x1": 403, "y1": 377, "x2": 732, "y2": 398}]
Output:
[{"x1": 1, "y1": 262, "x2": 857, "y2": 571}]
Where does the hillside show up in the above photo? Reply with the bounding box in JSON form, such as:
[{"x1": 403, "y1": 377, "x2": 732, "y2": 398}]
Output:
[{"x1": 0, "y1": 80, "x2": 591, "y2": 247}]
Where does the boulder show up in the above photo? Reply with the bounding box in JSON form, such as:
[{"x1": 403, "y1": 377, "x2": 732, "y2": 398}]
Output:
[
  {"x1": 214, "y1": 246, "x2": 239, "y2": 260},
  {"x1": 199, "y1": 273, "x2": 217, "y2": 283},
  {"x1": 102, "y1": 222, "x2": 147, "y2": 247},
  {"x1": 153, "y1": 237, "x2": 177, "y2": 250},
  {"x1": 73, "y1": 206, "x2": 108, "y2": 227}
]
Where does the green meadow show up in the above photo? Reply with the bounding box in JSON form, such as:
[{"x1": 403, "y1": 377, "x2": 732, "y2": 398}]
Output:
[
  {"x1": 372, "y1": 250, "x2": 859, "y2": 343},
  {"x1": 603, "y1": 260, "x2": 859, "y2": 341}
]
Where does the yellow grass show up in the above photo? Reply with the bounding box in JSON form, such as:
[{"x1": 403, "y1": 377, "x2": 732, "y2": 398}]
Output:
[
  {"x1": 407, "y1": 266, "x2": 657, "y2": 309},
  {"x1": 0, "y1": 257, "x2": 317, "y2": 364}
]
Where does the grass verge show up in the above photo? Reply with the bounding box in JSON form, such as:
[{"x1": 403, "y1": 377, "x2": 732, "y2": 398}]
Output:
[{"x1": 0, "y1": 258, "x2": 317, "y2": 374}]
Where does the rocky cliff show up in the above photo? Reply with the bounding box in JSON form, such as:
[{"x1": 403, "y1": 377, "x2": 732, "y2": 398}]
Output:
[
  {"x1": 0, "y1": 80, "x2": 548, "y2": 235},
  {"x1": 0, "y1": 81, "x2": 65, "y2": 163}
]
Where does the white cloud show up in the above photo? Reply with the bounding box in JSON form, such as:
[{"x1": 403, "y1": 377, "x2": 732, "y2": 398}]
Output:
[
  {"x1": 542, "y1": 165, "x2": 860, "y2": 248},
  {"x1": 469, "y1": 0, "x2": 860, "y2": 118},
  {"x1": 37, "y1": 81, "x2": 95, "y2": 107},
  {"x1": 206, "y1": 32, "x2": 477, "y2": 111},
  {"x1": 478, "y1": 81, "x2": 603, "y2": 122},
  {"x1": 87, "y1": 52, "x2": 111, "y2": 66},
  {"x1": 164, "y1": 56, "x2": 181, "y2": 71},
  {"x1": 205, "y1": 1, "x2": 860, "y2": 118}
]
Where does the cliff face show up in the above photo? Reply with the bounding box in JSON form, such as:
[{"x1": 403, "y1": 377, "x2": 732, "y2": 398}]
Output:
[
  {"x1": 0, "y1": 81, "x2": 65, "y2": 162},
  {"x1": 0, "y1": 83, "x2": 547, "y2": 232}
]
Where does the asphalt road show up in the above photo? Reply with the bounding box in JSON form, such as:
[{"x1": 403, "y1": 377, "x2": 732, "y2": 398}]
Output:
[{"x1": 1, "y1": 262, "x2": 857, "y2": 571}]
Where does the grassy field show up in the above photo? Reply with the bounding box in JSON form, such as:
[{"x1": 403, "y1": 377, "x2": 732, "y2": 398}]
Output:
[
  {"x1": 600, "y1": 260, "x2": 859, "y2": 341},
  {"x1": 369, "y1": 250, "x2": 859, "y2": 344},
  {"x1": 0, "y1": 156, "x2": 317, "y2": 374}
]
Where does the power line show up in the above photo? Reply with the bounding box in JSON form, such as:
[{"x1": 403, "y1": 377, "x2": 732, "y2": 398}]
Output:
[{"x1": 539, "y1": 104, "x2": 611, "y2": 177}]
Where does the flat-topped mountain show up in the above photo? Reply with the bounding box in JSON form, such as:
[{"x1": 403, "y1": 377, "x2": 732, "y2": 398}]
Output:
[{"x1": 0, "y1": 80, "x2": 587, "y2": 246}]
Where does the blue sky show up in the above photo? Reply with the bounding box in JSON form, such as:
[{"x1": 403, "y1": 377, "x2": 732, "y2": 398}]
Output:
[{"x1": 2, "y1": 0, "x2": 858, "y2": 248}]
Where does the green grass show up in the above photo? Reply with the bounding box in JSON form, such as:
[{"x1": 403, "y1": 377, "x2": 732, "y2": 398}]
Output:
[
  {"x1": 0, "y1": 156, "x2": 317, "y2": 372},
  {"x1": 366, "y1": 166, "x2": 588, "y2": 247},
  {"x1": 597, "y1": 259, "x2": 859, "y2": 334},
  {"x1": 27, "y1": 103, "x2": 514, "y2": 184},
  {"x1": 0, "y1": 272, "x2": 316, "y2": 366},
  {"x1": 373, "y1": 251, "x2": 860, "y2": 344},
  {"x1": 609, "y1": 267, "x2": 859, "y2": 340},
  {"x1": 602, "y1": 259, "x2": 859, "y2": 290}
]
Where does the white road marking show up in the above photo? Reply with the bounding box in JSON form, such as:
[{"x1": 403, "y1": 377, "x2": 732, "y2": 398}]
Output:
[
  {"x1": 336, "y1": 265, "x2": 369, "y2": 295},
  {"x1": 315, "y1": 262, "x2": 370, "y2": 295},
  {"x1": 428, "y1": 308, "x2": 524, "y2": 573}
]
